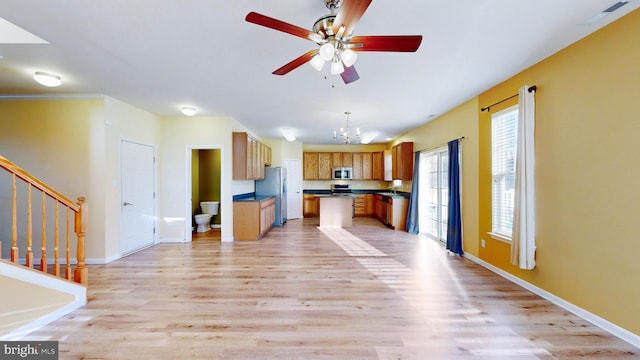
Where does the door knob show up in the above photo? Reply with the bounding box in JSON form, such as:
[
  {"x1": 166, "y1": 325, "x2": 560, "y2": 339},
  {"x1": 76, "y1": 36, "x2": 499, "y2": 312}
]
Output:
[{"x1": 123, "y1": 202, "x2": 134, "y2": 206}]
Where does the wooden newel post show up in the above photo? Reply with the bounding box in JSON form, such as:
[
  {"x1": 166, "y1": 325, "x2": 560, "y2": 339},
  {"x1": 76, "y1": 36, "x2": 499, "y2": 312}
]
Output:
[{"x1": 74, "y1": 197, "x2": 88, "y2": 286}]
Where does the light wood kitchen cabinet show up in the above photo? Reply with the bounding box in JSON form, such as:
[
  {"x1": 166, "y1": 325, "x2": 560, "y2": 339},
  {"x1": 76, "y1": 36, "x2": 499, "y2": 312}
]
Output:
[
  {"x1": 388, "y1": 197, "x2": 409, "y2": 231},
  {"x1": 373, "y1": 194, "x2": 408, "y2": 230},
  {"x1": 303, "y1": 194, "x2": 319, "y2": 216},
  {"x1": 331, "y1": 152, "x2": 353, "y2": 167},
  {"x1": 364, "y1": 194, "x2": 374, "y2": 215},
  {"x1": 263, "y1": 143, "x2": 272, "y2": 167},
  {"x1": 304, "y1": 152, "x2": 319, "y2": 180},
  {"x1": 372, "y1": 151, "x2": 384, "y2": 180},
  {"x1": 341, "y1": 153, "x2": 353, "y2": 167},
  {"x1": 318, "y1": 153, "x2": 332, "y2": 180},
  {"x1": 233, "y1": 197, "x2": 275, "y2": 240},
  {"x1": 352, "y1": 152, "x2": 363, "y2": 180},
  {"x1": 392, "y1": 142, "x2": 414, "y2": 181},
  {"x1": 374, "y1": 194, "x2": 383, "y2": 220},
  {"x1": 233, "y1": 132, "x2": 271, "y2": 180},
  {"x1": 354, "y1": 194, "x2": 374, "y2": 216},
  {"x1": 361, "y1": 152, "x2": 373, "y2": 180},
  {"x1": 354, "y1": 195, "x2": 366, "y2": 216}
]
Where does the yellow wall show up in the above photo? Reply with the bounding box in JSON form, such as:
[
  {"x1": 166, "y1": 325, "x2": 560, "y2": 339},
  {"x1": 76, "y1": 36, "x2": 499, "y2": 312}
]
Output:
[
  {"x1": 475, "y1": 9, "x2": 640, "y2": 335},
  {"x1": 0, "y1": 98, "x2": 106, "y2": 260}
]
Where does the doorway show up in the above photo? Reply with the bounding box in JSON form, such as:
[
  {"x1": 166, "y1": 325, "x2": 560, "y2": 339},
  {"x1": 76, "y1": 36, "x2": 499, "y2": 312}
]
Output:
[
  {"x1": 120, "y1": 140, "x2": 156, "y2": 255},
  {"x1": 187, "y1": 147, "x2": 222, "y2": 241}
]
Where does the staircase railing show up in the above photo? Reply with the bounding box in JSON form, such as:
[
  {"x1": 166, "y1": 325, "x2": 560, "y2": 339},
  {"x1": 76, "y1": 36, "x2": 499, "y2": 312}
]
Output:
[{"x1": 0, "y1": 155, "x2": 88, "y2": 285}]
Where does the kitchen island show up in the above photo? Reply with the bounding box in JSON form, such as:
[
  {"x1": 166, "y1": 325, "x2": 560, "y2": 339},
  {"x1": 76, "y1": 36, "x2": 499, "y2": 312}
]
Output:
[{"x1": 315, "y1": 194, "x2": 357, "y2": 228}]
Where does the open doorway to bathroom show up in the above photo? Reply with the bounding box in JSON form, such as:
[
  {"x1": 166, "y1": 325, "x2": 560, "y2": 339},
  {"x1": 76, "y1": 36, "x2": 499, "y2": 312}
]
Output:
[{"x1": 190, "y1": 148, "x2": 221, "y2": 241}]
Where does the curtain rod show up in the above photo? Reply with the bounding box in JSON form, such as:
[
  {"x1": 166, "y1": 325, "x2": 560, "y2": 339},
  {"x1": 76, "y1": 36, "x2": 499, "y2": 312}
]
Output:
[
  {"x1": 480, "y1": 85, "x2": 537, "y2": 112},
  {"x1": 417, "y1": 136, "x2": 465, "y2": 153}
]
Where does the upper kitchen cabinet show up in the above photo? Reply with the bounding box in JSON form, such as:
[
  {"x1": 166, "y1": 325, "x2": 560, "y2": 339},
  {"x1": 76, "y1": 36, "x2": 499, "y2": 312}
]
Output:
[
  {"x1": 303, "y1": 152, "x2": 319, "y2": 180},
  {"x1": 331, "y1": 152, "x2": 353, "y2": 167},
  {"x1": 318, "y1": 152, "x2": 332, "y2": 180},
  {"x1": 372, "y1": 151, "x2": 384, "y2": 180},
  {"x1": 392, "y1": 142, "x2": 414, "y2": 181},
  {"x1": 232, "y1": 132, "x2": 271, "y2": 180},
  {"x1": 304, "y1": 152, "x2": 332, "y2": 180},
  {"x1": 361, "y1": 152, "x2": 373, "y2": 180}
]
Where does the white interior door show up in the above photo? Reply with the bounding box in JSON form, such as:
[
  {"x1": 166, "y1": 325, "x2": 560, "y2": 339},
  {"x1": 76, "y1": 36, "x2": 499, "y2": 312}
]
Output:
[
  {"x1": 284, "y1": 159, "x2": 302, "y2": 219},
  {"x1": 121, "y1": 140, "x2": 155, "y2": 255}
]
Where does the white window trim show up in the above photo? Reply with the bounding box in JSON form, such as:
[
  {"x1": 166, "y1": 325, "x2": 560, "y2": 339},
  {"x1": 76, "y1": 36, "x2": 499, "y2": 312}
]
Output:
[{"x1": 488, "y1": 231, "x2": 511, "y2": 244}]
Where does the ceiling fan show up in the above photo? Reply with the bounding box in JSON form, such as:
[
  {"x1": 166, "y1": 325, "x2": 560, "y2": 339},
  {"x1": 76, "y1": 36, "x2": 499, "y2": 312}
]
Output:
[{"x1": 245, "y1": 0, "x2": 422, "y2": 84}]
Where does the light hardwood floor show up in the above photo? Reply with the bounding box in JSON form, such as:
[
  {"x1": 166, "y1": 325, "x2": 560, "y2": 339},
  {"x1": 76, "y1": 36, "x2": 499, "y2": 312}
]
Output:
[{"x1": 24, "y1": 218, "x2": 638, "y2": 359}]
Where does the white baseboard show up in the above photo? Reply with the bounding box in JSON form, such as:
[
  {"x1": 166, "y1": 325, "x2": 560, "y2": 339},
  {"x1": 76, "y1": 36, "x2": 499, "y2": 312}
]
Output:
[
  {"x1": 463, "y1": 253, "x2": 640, "y2": 349},
  {"x1": 222, "y1": 236, "x2": 234, "y2": 243},
  {"x1": 85, "y1": 253, "x2": 120, "y2": 265},
  {"x1": 159, "y1": 237, "x2": 188, "y2": 243}
]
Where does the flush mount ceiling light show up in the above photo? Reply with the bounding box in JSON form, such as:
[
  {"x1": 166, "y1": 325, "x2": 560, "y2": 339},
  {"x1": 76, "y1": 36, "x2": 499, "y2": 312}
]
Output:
[
  {"x1": 181, "y1": 106, "x2": 197, "y2": 116},
  {"x1": 359, "y1": 131, "x2": 378, "y2": 144},
  {"x1": 33, "y1": 71, "x2": 62, "y2": 87},
  {"x1": 333, "y1": 111, "x2": 361, "y2": 144},
  {"x1": 280, "y1": 127, "x2": 297, "y2": 142}
]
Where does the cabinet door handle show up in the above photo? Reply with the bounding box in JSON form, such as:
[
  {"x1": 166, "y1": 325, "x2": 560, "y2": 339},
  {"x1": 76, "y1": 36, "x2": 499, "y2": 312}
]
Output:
[{"x1": 123, "y1": 202, "x2": 134, "y2": 206}]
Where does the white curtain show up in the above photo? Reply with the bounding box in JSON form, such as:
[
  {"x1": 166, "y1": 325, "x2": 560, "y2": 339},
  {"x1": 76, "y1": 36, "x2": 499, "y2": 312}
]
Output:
[{"x1": 511, "y1": 85, "x2": 536, "y2": 270}]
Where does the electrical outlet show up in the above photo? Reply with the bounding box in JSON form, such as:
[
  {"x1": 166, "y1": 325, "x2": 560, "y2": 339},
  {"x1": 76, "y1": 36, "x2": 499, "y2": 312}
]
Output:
[{"x1": 481, "y1": 239, "x2": 486, "y2": 248}]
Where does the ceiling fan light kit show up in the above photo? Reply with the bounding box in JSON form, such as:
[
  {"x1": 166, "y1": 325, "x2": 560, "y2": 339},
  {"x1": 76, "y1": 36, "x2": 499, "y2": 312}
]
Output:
[{"x1": 245, "y1": 0, "x2": 422, "y2": 84}]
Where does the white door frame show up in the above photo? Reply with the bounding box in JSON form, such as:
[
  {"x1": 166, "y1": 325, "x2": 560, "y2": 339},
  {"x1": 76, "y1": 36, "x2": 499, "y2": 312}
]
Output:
[
  {"x1": 184, "y1": 145, "x2": 224, "y2": 242},
  {"x1": 119, "y1": 139, "x2": 157, "y2": 256}
]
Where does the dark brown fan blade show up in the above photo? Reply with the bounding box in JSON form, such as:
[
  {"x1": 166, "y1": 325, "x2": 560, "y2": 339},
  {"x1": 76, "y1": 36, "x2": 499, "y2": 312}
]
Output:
[
  {"x1": 246, "y1": 12, "x2": 318, "y2": 42},
  {"x1": 349, "y1": 35, "x2": 423, "y2": 52},
  {"x1": 332, "y1": 0, "x2": 372, "y2": 36},
  {"x1": 340, "y1": 65, "x2": 360, "y2": 84},
  {"x1": 273, "y1": 50, "x2": 318, "y2": 76}
]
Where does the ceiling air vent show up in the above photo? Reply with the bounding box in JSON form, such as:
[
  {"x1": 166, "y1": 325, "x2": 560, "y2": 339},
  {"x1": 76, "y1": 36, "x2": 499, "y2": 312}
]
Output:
[
  {"x1": 582, "y1": 1, "x2": 629, "y2": 25},
  {"x1": 603, "y1": 1, "x2": 629, "y2": 13}
]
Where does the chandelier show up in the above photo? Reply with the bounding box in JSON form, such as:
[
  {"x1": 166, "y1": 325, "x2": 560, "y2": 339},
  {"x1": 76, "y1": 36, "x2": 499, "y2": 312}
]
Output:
[{"x1": 333, "y1": 111, "x2": 360, "y2": 144}]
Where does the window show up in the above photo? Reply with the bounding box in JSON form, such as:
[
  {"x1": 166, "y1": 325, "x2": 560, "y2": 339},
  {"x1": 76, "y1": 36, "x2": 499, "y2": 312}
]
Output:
[
  {"x1": 418, "y1": 148, "x2": 448, "y2": 243},
  {"x1": 491, "y1": 106, "x2": 518, "y2": 240}
]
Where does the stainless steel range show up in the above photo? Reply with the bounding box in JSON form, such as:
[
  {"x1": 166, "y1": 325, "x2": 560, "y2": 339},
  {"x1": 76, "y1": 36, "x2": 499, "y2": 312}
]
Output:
[
  {"x1": 331, "y1": 184, "x2": 352, "y2": 195},
  {"x1": 331, "y1": 184, "x2": 355, "y2": 217}
]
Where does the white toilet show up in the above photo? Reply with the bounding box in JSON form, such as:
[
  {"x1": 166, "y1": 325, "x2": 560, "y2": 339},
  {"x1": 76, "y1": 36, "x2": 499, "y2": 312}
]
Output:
[{"x1": 195, "y1": 201, "x2": 219, "y2": 232}]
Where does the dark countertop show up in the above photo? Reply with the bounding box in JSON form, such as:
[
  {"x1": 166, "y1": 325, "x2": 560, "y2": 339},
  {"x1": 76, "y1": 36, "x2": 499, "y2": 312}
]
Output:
[
  {"x1": 303, "y1": 189, "x2": 410, "y2": 198},
  {"x1": 233, "y1": 194, "x2": 276, "y2": 202},
  {"x1": 314, "y1": 194, "x2": 359, "y2": 199}
]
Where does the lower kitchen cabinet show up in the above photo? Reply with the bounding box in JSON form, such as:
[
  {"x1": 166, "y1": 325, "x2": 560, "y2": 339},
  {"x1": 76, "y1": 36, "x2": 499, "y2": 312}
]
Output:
[
  {"x1": 354, "y1": 194, "x2": 374, "y2": 216},
  {"x1": 233, "y1": 197, "x2": 275, "y2": 240},
  {"x1": 373, "y1": 195, "x2": 409, "y2": 230},
  {"x1": 303, "y1": 194, "x2": 320, "y2": 217}
]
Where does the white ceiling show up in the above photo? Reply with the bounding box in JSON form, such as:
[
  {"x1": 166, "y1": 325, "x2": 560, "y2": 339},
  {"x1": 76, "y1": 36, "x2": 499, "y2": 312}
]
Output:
[{"x1": 1, "y1": 1, "x2": 637, "y2": 144}]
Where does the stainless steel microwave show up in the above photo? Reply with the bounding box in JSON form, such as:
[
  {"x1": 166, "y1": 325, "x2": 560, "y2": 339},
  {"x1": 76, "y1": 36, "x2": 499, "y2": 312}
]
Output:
[{"x1": 332, "y1": 167, "x2": 353, "y2": 180}]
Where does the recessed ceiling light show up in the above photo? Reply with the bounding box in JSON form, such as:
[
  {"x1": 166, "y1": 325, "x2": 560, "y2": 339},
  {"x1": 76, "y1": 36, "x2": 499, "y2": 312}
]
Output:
[
  {"x1": 181, "y1": 106, "x2": 197, "y2": 116},
  {"x1": 33, "y1": 71, "x2": 62, "y2": 87}
]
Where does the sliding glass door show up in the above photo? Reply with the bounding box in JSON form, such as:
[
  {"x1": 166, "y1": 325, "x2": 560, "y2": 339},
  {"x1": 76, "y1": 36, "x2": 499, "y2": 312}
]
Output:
[{"x1": 418, "y1": 148, "x2": 449, "y2": 243}]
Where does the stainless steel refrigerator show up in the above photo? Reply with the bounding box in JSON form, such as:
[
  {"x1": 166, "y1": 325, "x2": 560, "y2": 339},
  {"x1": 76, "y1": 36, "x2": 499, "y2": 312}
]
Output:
[{"x1": 255, "y1": 167, "x2": 287, "y2": 226}]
